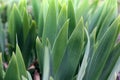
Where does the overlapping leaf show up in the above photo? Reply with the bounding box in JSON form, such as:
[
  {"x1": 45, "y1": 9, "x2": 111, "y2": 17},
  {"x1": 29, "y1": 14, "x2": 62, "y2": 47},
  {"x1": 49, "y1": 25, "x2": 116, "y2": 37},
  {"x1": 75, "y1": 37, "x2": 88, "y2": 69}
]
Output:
[
  {"x1": 4, "y1": 53, "x2": 20, "y2": 80},
  {"x1": 52, "y1": 20, "x2": 69, "y2": 74},
  {"x1": 42, "y1": 0, "x2": 57, "y2": 46},
  {"x1": 83, "y1": 16, "x2": 120, "y2": 80},
  {"x1": 56, "y1": 18, "x2": 84, "y2": 80}
]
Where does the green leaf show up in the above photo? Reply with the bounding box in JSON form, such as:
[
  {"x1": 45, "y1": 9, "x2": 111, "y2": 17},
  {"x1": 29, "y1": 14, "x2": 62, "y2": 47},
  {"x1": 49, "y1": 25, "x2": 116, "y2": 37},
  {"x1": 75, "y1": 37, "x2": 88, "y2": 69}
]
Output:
[
  {"x1": 23, "y1": 9, "x2": 30, "y2": 41},
  {"x1": 0, "y1": 53, "x2": 3, "y2": 80},
  {"x1": 77, "y1": 28, "x2": 90, "y2": 80},
  {"x1": 50, "y1": 76, "x2": 54, "y2": 80},
  {"x1": 8, "y1": 6, "x2": 16, "y2": 49},
  {"x1": 38, "y1": 4, "x2": 44, "y2": 37},
  {"x1": 88, "y1": 27, "x2": 97, "y2": 62},
  {"x1": 22, "y1": 76, "x2": 27, "y2": 80},
  {"x1": 43, "y1": 46, "x2": 50, "y2": 80},
  {"x1": 68, "y1": 0, "x2": 76, "y2": 37},
  {"x1": 96, "y1": 0, "x2": 117, "y2": 40},
  {"x1": 108, "y1": 57, "x2": 120, "y2": 80},
  {"x1": 52, "y1": 20, "x2": 69, "y2": 74},
  {"x1": 58, "y1": 1, "x2": 62, "y2": 14},
  {"x1": 88, "y1": 6, "x2": 103, "y2": 33},
  {"x1": 83, "y1": 16, "x2": 120, "y2": 80},
  {"x1": 32, "y1": 0, "x2": 40, "y2": 23},
  {"x1": 43, "y1": 0, "x2": 49, "y2": 23},
  {"x1": 13, "y1": 4, "x2": 24, "y2": 50},
  {"x1": 97, "y1": 6, "x2": 117, "y2": 41},
  {"x1": 76, "y1": 0, "x2": 89, "y2": 23},
  {"x1": 56, "y1": 18, "x2": 84, "y2": 80},
  {"x1": 23, "y1": 20, "x2": 37, "y2": 67},
  {"x1": 0, "y1": 21, "x2": 5, "y2": 53},
  {"x1": 99, "y1": 42, "x2": 120, "y2": 80},
  {"x1": 57, "y1": 4, "x2": 67, "y2": 32},
  {"x1": 42, "y1": 0, "x2": 57, "y2": 46},
  {"x1": 18, "y1": 0, "x2": 27, "y2": 16},
  {"x1": 36, "y1": 37, "x2": 44, "y2": 74},
  {"x1": 27, "y1": 71, "x2": 32, "y2": 80},
  {"x1": 16, "y1": 44, "x2": 27, "y2": 79},
  {"x1": 4, "y1": 53, "x2": 20, "y2": 80}
]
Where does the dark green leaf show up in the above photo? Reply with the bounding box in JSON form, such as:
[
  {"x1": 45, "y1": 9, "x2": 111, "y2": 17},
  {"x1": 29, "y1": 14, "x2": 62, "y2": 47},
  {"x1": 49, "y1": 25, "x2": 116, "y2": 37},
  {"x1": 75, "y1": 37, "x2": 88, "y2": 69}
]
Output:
[
  {"x1": 68, "y1": 0, "x2": 76, "y2": 37},
  {"x1": 13, "y1": 5, "x2": 24, "y2": 50},
  {"x1": 23, "y1": 20, "x2": 37, "y2": 67}
]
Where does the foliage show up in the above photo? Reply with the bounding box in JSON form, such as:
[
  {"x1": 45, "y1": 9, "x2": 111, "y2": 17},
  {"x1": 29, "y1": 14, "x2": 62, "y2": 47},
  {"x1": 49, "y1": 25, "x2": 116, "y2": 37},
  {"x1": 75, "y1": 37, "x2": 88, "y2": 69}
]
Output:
[{"x1": 0, "y1": 0, "x2": 120, "y2": 80}]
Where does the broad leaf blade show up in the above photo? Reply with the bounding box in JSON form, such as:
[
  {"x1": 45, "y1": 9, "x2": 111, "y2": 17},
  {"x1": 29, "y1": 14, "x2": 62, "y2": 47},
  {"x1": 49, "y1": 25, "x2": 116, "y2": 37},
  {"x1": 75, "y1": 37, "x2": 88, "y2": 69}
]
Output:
[
  {"x1": 100, "y1": 42, "x2": 120, "y2": 80},
  {"x1": 52, "y1": 20, "x2": 69, "y2": 74},
  {"x1": 13, "y1": 5, "x2": 24, "y2": 50},
  {"x1": 77, "y1": 28, "x2": 90, "y2": 80},
  {"x1": 18, "y1": 0, "x2": 27, "y2": 16},
  {"x1": 84, "y1": 16, "x2": 120, "y2": 80},
  {"x1": 36, "y1": 37, "x2": 44, "y2": 74},
  {"x1": 76, "y1": 0, "x2": 89, "y2": 23},
  {"x1": 8, "y1": 6, "x2": 16, "y2": 49},
  {"x1": 42, "y1": 0, "x2": 57, "y2": 46},
  {"x1": 16, "y1": 44, "x2": 27, "y2": 79},
  {"x1": 68, "y1": 0, "x2": 76, "y2": 37},
  {"x1": 56, "y1": 18, "x2": 84, "y2": 80},
  {"x1": 43, "y1": 46, "x2": 50, "y2": 80},
  {"x1": 23, "y1": 9, "x2": 30, "y2": 41},
  {"x1": 97, "y1": 4, "x2": 117, "y2": 40},
  {"x1": 23, "y1": 20, "x2": 37, "y2": 67},
  {"x1": 32, "y1": 0, "x2": 40, "y2": 23},
  {"x1": 57, "y1": 4, "x2": 67, "y2": 32},
  {"x1": 4, "y1": 53, "x2": 20, "y2": 80}
]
